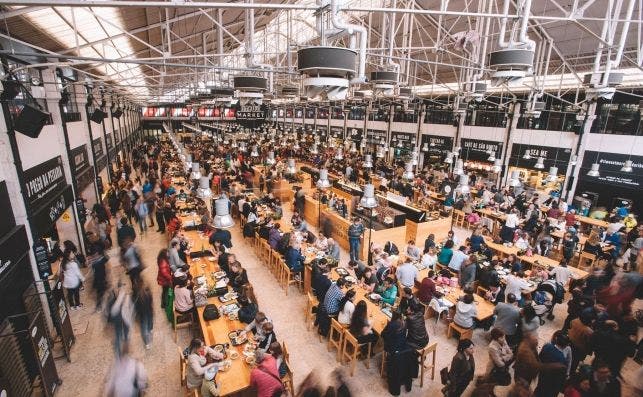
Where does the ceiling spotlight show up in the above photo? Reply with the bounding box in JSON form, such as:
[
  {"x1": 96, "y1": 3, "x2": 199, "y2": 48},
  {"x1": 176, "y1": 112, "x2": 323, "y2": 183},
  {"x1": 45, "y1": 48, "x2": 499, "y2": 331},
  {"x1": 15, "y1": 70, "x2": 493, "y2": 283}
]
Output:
[
  {"x1": 587, "y1": 163, "x2": 600, "y2": 177},
  {"x1": 620, "y1": 160, "x2": 633, "y2": 173}
]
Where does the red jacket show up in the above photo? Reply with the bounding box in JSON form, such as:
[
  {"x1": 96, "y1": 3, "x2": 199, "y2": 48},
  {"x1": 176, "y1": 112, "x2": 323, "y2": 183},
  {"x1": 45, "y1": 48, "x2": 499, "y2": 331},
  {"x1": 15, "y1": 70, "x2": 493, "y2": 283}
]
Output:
[
  {"x1": 157, "y1": 258, "x2": 172, "y2": 287},
  {"x1": 250, "y1": 356, "x2": 282, "y2": 397}
]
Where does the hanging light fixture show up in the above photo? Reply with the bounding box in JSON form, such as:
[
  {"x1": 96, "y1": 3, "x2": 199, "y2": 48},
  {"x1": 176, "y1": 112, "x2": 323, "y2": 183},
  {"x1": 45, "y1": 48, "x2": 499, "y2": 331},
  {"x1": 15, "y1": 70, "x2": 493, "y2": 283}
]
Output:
[
  {"x1": 196, "y1": 176, "x2": 212, "y2": 199},
  {"x1": 508, "y1": 170, "x2": 522, "y2": 187},
  {"x1": 360, "y1": 184, "x2": 378, "y2": 208},
  {"x1": 329, "y1": 139, "x2": 336, "y2": 148},
  {"x1": 317, "y1": 169, "x2": 331, "y2": 189},
  {"x1": 458, "y1": 174, "x2": 470, "y2": 194},
  {"x1": 185, "y1": 154, "x2": 192, "y2": 170},
  {"x1": 402, "y1": 162, "x2": 414, "y2": 180},
  {"x1": 487, "y1": 151, "x2": 496, "y2": 162},
  {"x1": 310, "y1": 144, "x2": 318, "y2": 154},
  {"x1": 570, "y1": 155, "x2": 578, "y2": 166},
  {"x1": 587, "y1": 163, "x2": 600, "y2": 177},
  {"x1": 491, "y1": 159, "x2": 502, "y2": 173},
  {"x1": 335, "y1": 147, "x2": 344, "y2": 160},
  {"x1": 444, "y1": 152, "x2": 454, "y2": 164},
  {"x1": 364, "y1": 154, "x2": 373, "y2": 168},
  {"x1": 534, "y1": 157, "x2": 545, "y2": 169},
  {"x1": 453, "y1": 159, "x2": 464, "y2": 175},
  {"x1": 213, "y1": 196, "x2": 234, "y2": 229},
  {"x1": 620, "y1": 160, "x2": 633, "y2": 173},
  {"x1": 430, "y1": 140, "x2": 436, "y2": 147},
  {"x1": 265, "y1": 151, "x2": 276, "y2": 166},
  {"x1": 421, "y1": 142, "x2": 429, "y2": 152},
  {"x1": 546, "y1": 166, "x2": 558, "y2": 182},
  {"x1": 190, "y1": 163, "x2": 201, "y2": 180},
  {"x1": 231, "y1": 140, "x2": 238, "y2": 148},
  {"x1": 522, "y1": 150, "x2": 532, "y2": 160},
  {"x1": 251, "y1": 145, "x2": 259, "y2": 157},
  {"x1": 286, "y1": 158, "x2": 297, "y2": 174},
  {"x1": 376, "y1": 146, "x2": 385, "y2": 158},
  {"x1": 349, "y1": 142, "x2": 357, "y2": 153}
]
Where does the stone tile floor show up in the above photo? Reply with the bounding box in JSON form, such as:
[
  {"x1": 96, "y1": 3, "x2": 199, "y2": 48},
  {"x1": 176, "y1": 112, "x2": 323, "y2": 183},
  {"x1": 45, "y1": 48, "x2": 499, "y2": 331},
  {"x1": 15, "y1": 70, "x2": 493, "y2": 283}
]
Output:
[{"x1": 54, "y1": 203, "x2": 641, "y2": 396}]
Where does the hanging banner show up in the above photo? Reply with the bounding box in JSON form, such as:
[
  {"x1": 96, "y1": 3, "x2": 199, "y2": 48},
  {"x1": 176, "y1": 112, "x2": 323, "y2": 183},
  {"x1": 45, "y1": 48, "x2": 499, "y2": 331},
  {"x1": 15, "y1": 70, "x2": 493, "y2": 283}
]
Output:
[
  {"x1": 509, "y1": 144, "x2": 572, "y2": 169},
  {"x1": 461, "y1": 138, "x2": 503, "y2": 161},
  {"x1": 0, "y1": 225, "x2": 29, "y2": 279},
  {"x1": 346, "y1": 127, "x2": 363, "y2": 142},
  {"x1": 22, "y1": 156, "x2": 67, "y2": 210}
]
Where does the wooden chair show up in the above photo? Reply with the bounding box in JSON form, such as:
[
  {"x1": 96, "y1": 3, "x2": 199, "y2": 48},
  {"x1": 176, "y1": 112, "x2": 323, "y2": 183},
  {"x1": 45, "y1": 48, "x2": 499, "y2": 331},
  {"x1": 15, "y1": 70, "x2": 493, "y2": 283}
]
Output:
[
  {"x1": 178, "y1": 347, "x2": 193, "y2": 397},
  {"x1": 328, "y1": 318, "x2": 344, "y2": 362},
  {"x1": 282, "y1": 362, "x2": 295, "y2": 396},
  {"x1": 380, "y1": 350, "x2": 387, "y2": 377},
  {"x1": 270, "y1": 249, "x2": 281, "y2": 277},
  {"x1": 476, "y1": 285, "x2": 489, "y2": 298},
  {"x1": 305, "y1": 292, "x2": 319, "y2": 331},
  {"x1": 577, "y1": 252, "x2": 596, "y2": 271},
  {"x1": 447, "y1": 322, "x2": 473, "y2": 340},
  {"x1": 452, "y1": 210, "x2": 465, "y2": 228},
  {"x1": 417, "y1": 342, "x2": 437, "y2": 387},
  {"x1": 282, "y1": 341, "x2": 291, "y2": 367},
  {"x1": 173, "y1": 309, "x2": 194, "y2": 343},
  {"x1": 340, "y1": 330, "x2": 372, "y2": 376}
]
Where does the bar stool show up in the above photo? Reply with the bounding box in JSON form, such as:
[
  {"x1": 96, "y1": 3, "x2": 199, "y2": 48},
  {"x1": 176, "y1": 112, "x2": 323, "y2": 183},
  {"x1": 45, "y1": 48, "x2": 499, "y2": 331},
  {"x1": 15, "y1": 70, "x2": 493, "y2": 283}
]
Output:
[
  {"x1": 417, "y1": 342, "x2": 437, "y2": 387},
  {"x1": 173, "y1": 309, "x2": 194, "y2": 342},
  {"x1": 340, "y1": 330, "x2": 372, "y2": 376}
]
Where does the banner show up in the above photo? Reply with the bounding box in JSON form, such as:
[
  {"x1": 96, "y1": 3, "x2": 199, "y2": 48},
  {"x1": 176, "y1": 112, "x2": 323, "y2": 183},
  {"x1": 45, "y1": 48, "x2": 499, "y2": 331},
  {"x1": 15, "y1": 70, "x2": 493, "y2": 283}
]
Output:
[
  {"x1": 22, "y1": 156, "x2": 67, "y2": 210},
  {"x1": 461, "y1": 138, "x2": 503, "y2": 161},
  {"x1": 580, "y1": 151, "x2": 642, "y2": 188},
  {"x1": 366, "y1": 129, "x2": 387, "y2": 144},
  {"x1": 510, "y1": 144, "x2": 572, "y2": 169}
]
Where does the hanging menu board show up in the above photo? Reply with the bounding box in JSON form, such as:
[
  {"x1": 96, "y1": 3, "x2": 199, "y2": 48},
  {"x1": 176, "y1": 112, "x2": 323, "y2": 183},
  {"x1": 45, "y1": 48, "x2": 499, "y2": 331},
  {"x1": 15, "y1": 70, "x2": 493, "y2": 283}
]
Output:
[
  {"x1": 330, "y1": 126, "x2": 344, "y2": 138},
  {"x1": 366, "y1": 129, "x2": 387, "y2": 144},
  {"x1": 420, "y1": 135, "x2": 454, "y2": 154},
  {"x1": 32, "y1": 239, "x2": 52, "y2": 280},
  {"x1": 346, "y1": 127, "x2": 363, "y2": 142},
  {"x1": 580, "y1": 151, "x2": 642, "y2": 188},
  {"x1": 22, "y1": 156, "x2": 67, "y2": 210},
  {"x1": 461, "y1": 138, "x2": 503, "y2": 161}
]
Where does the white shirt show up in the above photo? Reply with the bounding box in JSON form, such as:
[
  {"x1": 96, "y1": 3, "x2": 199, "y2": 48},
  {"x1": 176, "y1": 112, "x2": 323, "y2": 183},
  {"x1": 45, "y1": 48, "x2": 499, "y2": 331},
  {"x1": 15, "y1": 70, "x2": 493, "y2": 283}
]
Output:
[
  {"x1": 62, "y1": 260, "x2": 85, "y2": 289},
  {"x1": 505, "y1": 213, "x2": 520, "y2": 228},
  {"x1": 337, "y1": 300, "x2": 355, "y2": 325},
  {"x1": 505, "y1": 275, "x2": 530, "y2": 300},
  {"x1": 396, "y1": 262, "x2": 419, "y2": 287},
  {"x1": 421, "y1": 253, "x2": 438, "y2": 270},
  {"x1": 550, "y1": 266, "x2": 574, "y2": 285}
]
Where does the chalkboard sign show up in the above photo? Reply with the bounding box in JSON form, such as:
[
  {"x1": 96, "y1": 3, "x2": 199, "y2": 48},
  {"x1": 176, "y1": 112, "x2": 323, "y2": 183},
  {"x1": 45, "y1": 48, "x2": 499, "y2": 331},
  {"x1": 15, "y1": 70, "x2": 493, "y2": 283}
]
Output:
[
  {"x1": 461, "y1": 138, "x2": 503, "y2": 161},
  {"x1": 390, "y1": 131, "x2": 415, "y2": 148},
  {"x1": 367, "y1": 129, "x2": 387, "y2": 144},
  {"x1": 0, "y1": 181, "x2": 16, "y2": 236},
  {"x1": 33, "y1": 240, "x2": 52, "y2": 280},
  {"x1": 22, "y1": 156, "x2": 67, "y2": 210}
]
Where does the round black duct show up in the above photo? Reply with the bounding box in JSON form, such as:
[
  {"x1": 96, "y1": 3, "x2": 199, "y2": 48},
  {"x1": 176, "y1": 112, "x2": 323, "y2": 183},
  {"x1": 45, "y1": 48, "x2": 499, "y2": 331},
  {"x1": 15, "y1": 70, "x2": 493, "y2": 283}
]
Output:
[
  {"x1": 297, "y1": 46, "x2": 356, "y2": 77},
  {"x1": 233, "y1": 76, "x2": 268, "y2": 91},
  {"x1": 370, "y1": 71, "x2": 397, "y2": 83},
  {"x1": 211, "y1": 87, "x2": 234, "y2": 97},
  {"x1": 488, "y1": 49, "x2": 534, "y2": 70}
]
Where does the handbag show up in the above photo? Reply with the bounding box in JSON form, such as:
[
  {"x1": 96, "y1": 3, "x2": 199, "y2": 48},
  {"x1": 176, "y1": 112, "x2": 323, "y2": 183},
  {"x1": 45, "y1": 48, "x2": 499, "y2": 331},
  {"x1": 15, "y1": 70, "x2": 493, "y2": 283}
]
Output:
[
  {"x1": 489, "y1": 366, "x2": 511, "y2": 386},
  {"x1": 439, "y1": 366, "x2": 449, "y2": 385},
  {"x1": 203, "y1": 304, "x2": 220, "y2": 321}
]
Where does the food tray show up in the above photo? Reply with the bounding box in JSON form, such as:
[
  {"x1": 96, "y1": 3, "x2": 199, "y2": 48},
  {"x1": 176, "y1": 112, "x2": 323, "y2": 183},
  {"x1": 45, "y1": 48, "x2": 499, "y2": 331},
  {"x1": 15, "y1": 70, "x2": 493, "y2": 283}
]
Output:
[
  {"x1": 335, "y1": 268, "x2": 349, "y2": 277},
  {"x1": 218, "y1": 292, "x2": 239, "y2": 303},
  {"x1": 228, "y1": 331, "x2": 248, "y2": 346}
]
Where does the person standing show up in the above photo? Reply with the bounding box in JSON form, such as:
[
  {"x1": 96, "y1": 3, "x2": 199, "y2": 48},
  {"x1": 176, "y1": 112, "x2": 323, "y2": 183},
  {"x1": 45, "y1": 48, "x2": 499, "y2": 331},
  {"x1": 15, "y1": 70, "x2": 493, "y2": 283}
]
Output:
[
  {"x1": 133, "y1": 279, "x2": 154, "y2": 349},
  {"x1": 156, "y1": 249, "x2": 172, "y2": 309},
  {"x1": 108, "y1": 285, "x2": 134, "y2": 355},
  {"x1": 446, "y1": 339, "x2": 475, "y2": 397},
  {"x1": 347, "y1": 217, "x2": 365, "y2": 262},
  {"x1": 62, "y1": 248, "x2": 86, "y2": 310},
  {"x1": 88, "y1": 238, "x2": 108, "y2": 312},
  {"x1": 105, "y1": 343, "x2": 148, "y2": 397},
  {"x1": 493, "y1": 293, "x2": 521, "y2": 346}
]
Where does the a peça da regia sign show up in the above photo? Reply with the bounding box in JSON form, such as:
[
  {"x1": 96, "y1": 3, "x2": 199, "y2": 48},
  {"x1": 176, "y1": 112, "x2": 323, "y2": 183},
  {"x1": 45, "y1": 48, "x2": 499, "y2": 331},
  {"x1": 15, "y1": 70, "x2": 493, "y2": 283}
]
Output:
[{"x1": 23, "y1": 156, "x2": 67, "y2": 209}]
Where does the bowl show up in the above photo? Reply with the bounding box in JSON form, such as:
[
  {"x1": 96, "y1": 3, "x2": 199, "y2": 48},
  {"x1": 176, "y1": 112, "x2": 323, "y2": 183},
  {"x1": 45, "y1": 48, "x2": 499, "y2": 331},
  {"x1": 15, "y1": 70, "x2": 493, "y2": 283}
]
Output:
[
  {"x1": 245, "y1": 356, "x2": 256, "y2": 365},
  {"x1": 229, "y1": 351, "x2": 239, "y2": 360}
]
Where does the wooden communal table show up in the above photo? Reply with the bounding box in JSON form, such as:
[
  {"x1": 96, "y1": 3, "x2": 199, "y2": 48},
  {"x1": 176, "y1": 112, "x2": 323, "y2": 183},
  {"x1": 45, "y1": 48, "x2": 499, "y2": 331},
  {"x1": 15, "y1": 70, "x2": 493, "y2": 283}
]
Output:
[
  {"x1": 185, "y1": 230, "x2": 254, "y2": 396},
  {"x1": 483, "y1": 237, "x2": 588, "y2": 279},
  {"x1": 329, "y1": 268, "x2": 390, "y2": 334},
  {"x1": 415, "y1": 267, "x2": 495, "y2": 321}
]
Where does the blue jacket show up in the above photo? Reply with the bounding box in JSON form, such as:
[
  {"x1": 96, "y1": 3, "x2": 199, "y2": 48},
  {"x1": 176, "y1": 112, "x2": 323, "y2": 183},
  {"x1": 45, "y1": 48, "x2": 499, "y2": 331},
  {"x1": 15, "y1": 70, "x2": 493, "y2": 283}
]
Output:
[{"x1": 285, "y1": 247, "x2": 304, "y2": 272}]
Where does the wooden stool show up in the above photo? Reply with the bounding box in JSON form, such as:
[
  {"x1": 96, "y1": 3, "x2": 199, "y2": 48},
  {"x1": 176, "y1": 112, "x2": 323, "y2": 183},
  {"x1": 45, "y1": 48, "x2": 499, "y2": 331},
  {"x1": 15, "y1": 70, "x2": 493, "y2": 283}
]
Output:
[
  {"x1": 305, "y1": 292, "x2": 319, "y2": 331},
  {"x1": 270, "y1": 249, "x2": 281, "y2": 277},
  {"x1": 340, "y1": 330, "x2": 372, "y2": 376},
  {"x1": 328, "y1": 318, "x2": 344, "y2": 362},
  {"x1": 452, "y1": 210, "x2": 465, "y2": 228},
  {"x1": 447, "y1": 322, "x2": 473, "y2": 340},
  {"x1": 577, "y1": 252, "x2": 596, "y2": 271},
  {"x1": 282, "y1": 363, "x2": 295, "y2": 395},
  {"x1": 173, "y1": 309, "x2": 194, "y2": 343},
  {"x1": 417, "y1": 342, "x2": 437, "y2": 387}
]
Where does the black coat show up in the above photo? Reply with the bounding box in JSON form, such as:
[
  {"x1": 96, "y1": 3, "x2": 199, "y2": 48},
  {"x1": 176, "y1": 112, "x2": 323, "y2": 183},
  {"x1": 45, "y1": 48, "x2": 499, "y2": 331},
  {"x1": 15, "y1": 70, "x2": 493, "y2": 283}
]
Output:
[{"x1": 405, "y1": 312, "x2": 429, "y2": 350}]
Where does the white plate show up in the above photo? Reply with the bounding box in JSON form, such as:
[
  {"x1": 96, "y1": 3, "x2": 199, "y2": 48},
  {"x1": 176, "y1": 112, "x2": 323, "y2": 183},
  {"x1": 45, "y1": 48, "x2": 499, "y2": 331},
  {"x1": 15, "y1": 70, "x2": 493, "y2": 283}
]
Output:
[{"x1": 345, "y1": 276, "x2": 357, "y2": 283}]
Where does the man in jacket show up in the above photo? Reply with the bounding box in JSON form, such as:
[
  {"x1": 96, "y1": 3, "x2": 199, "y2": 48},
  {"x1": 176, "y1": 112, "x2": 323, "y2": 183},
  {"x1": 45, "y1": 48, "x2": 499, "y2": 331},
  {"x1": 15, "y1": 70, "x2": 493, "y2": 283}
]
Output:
[{"x1": 347, "y1": 217, "x2": 365, "y2": 262}]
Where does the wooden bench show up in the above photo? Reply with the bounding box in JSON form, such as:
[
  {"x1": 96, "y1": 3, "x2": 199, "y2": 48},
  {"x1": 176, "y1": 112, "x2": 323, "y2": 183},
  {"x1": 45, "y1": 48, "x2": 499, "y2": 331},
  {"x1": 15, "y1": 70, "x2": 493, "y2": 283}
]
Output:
[{"x1": 447, "y1": 322, "x2": 473, "y2": 340}]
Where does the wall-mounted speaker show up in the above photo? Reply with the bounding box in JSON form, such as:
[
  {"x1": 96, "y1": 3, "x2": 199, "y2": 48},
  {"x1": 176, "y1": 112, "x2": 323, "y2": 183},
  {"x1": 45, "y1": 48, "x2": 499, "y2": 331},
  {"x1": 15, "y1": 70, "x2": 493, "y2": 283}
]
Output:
[
  {"x1": 90, "y1": 108, "x2": 106, "y2": 124},
  {"x1": 112, "y1": 107, "x2": 123, "y2": 118},
  {"x1": 14, "y1": 104, "x2": 50, "y2": 138},
  {"x1": 1, "y1": 80, "x2": 21, "y2": 101}
]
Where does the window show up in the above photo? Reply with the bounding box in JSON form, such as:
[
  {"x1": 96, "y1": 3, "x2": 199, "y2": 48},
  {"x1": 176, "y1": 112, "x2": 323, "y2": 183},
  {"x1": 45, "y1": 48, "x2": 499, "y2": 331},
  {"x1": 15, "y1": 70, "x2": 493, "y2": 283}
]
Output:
[
  {"x1": 464, "y1": 103, "x2": 507, "y2": 128},
  {"x1": 56, "y1": 68, "x2": 82, "y2": 123},
  {"x1": 346, "y1": 106, "x2": 365, "y2": 120},
  {"x1": 424, "y1": 106, "x2": 455, "y2": 125},
  {"x1": 591, "y1": 102, "x2": 642, "y2": 135},
  {"x1": 0, "y1": 56, "x2": 52, "y2": 125}
]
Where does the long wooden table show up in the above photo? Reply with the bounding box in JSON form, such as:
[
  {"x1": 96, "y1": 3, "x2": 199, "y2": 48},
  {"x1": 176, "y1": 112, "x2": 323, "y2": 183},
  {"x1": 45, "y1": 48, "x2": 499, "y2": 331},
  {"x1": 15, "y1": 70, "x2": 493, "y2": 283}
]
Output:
[{"x1": 185, "y1": 230, "x2": 253, "y2": 396}]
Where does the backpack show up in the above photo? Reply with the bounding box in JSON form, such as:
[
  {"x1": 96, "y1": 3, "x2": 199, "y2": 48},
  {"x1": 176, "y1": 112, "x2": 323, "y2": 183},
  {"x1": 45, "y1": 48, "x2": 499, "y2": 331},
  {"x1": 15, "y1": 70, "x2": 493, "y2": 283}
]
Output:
[
  {"x1": 533, "y1": 291, "x2": 547, "y2": 306},
  {"x1": 384, "y1": 241, "x2": 399, "y2": 255},
  {"x1": 203, "y1": 304, "x2": 220, "y2": 321}
]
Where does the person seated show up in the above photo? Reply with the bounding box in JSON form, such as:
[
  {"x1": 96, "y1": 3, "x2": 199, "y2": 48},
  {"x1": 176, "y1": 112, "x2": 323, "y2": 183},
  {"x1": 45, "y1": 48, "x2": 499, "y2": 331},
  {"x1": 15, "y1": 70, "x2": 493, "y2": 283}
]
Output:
[
  {"x1": 200, "y1": 366, "x2": 219, "y2": 397},
  {"x1": 337, "y1": 289, "x2": 356, "y2": 326},
  {"x1": 398, "y1": 287, "x2": 419, "y2": 314},
  {"x1": 326, "y1": 238, "x2": 340, "y2": 261},
  {"x1": 417, "y1": 270, "x2": 437, "y2": 304},
  {"x1": 502, "y1": 254, "x2": 522, "y2": 273},
  {"x1": 284, "y1": 244, "x2": 305, "y2": 274},
  {"x1": 470, "y1": 227, "x2": 485, "y2": 252},
  {"x1": 358, "y1": 266, "x2": 378, "y2": 293},
  {"x1": 228, "y1": 261, "x2": 249, "y2": 292},
  {"x1": 383, "y1": 240, "x2": 400, "y2": 256},
  {"x1": 485, "y1": 283, "x2": 505, "y2": 305},
  {"x1": 312, "y1": 262, "x2": 332, "y2": 303},
  {"x1": 268, "y1": 223, "x2": 282, "y2": 250},
  {"x1": 290, "y1": 211, "x2": 303, "y2": 229},
  {"x1": 453, "y1": 293, "x2": 478, "y2": 329},
  {"x1": 405, "y1": 240, "x2": 421, "y2": 261},
  {"x1": 257, "y1": 322, "x2": 277, "y2": 350},
  {"x1": 442, "y1": 230, "x2": 459, "y2": 246},
  {"x1": 515, "y1": 232, "x2": 531, "y2": 251},
  {"x1": 375, "y1": 277, "x2": 398, "y2": 306},
  {"x1": 173, "y1": 277, "x2": 195, "y2": 316},
  {"x1": 348, "y1": 300, "x2": 379, "y2": 351},
  {"x1": 404, "y1": 301, "x2": 429, "y2": 350},
  {"x1": 437, "y1": 240, "x2": 455, "y2": 266},
  {"x1": 249, "y1": 350, "x2": 282, "y2": 397},
  {"x1": 243, "y1": 311, "x2": 272, "y2": 340},
  {"x1": 396, "y1": 257, "x2": 419, "y2": 288},
  {"x1": 421, "y1": 247, "x2": 438, "y2": 271},
  {"x1": 315, "y1": 234, "x2": 329, "y2": 251},
  {"x1": 186, "y1": 338, "x2": 224, "y2": 390},
  {"x1": 448, "y1": 246, "x2": 469, "y2": 273},
  {"x1": 374, "y1": 251, "x2": 393, "y2": 269}
]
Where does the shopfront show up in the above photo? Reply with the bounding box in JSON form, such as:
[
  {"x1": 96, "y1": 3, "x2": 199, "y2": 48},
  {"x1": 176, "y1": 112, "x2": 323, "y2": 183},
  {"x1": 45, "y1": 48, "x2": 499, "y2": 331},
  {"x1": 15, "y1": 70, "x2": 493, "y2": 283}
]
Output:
[
  {"x1": 576, "y1": 151, "x2": 643, "y2": 213},
  {"x1": 93, "y1": 137, "x2": 108, "y2": 198},
  {"x1": 460, "y1": 138, "x2": 504, "y2": 185},
  {"x1": 390, "y1": 131, "x2": 415, "y2": 159},
  {"x1": 420, "y1": 134, "x2": 453, "y2": 166},
  {"x1": 508, "y1": 144, "x2": 572, "y2": 195}
]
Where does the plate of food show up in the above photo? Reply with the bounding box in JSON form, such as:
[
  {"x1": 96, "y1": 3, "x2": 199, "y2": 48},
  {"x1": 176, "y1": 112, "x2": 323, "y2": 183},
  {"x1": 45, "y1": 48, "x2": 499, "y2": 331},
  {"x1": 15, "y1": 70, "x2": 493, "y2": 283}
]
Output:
[
  {"x1": 212, "y1": 344, "x2": 226, "y2": 354},
  {"x1": 344, "y1": 275, "x2": 357, "y2": 283},
  {"x1": 214, "y1": 271, "x2": 227, "y2": 279},
  {"x1": 218, "y1": 359, "x2": 232, "y2": 372},
  {"x1": 369, "y1": 293, "x2": 382, "y2": 302},
  {"x1": 335, "y1": 268, "x2": 349, "y2": 277},
  {"x1": 228, "y1": 330, "x2": 248, "y2": 346},
  {"x1": 207, "y1": 256, "x2": 216, "y2": 262},
  {"x1": 245, "y1": 356, "x2": 256, "y2": 365}
]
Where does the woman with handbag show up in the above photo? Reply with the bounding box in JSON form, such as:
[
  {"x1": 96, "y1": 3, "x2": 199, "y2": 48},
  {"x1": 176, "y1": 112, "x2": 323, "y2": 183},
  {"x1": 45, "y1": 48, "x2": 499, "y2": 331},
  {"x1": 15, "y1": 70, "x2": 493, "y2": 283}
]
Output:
[
  {"x1": 445, "y1": 339, "x2": 475, "y2": 397},
  {"x1": 486, "y1": 328, "x2": 513, "y2": 386},
  {"x1": 62, "y1": 248, "x2": 86, "y2": 310},
  {"x1": 250, "y1": 350, "x2": 284, "y2": 397}
]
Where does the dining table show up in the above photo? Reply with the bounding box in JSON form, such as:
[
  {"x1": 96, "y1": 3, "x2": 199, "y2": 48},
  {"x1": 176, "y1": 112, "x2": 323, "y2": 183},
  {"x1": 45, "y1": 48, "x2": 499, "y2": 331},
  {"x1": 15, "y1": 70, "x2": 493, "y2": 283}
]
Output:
[{"x1": 185, "y1": 229, "x2": 255, "y2": 396}]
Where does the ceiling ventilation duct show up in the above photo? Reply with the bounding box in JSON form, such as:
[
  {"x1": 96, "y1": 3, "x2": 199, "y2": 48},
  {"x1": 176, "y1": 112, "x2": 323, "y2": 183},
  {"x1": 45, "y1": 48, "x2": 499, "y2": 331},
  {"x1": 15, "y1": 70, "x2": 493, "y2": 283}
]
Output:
[
  {"x1": 488, "y1": 0, "x2": 536, "y2": 86},
  {"x1": 583, "y1": 72, "x2": 624, "y2": 100},
  {"x1": 233, "y1": 75, "x2": 267, "y2": 106},
  {"x1": 467, "y1": 83, "x2": 487, "y2": 102},
  {"x1": 524, "y1": 99, "x2": 546, "y2": 118},
  {"x1": 298, "y1": 46, "x2": 357, "y2": 101},
  {"x1": 370, "y1": 71, "x2": 397, "y2": 98}
]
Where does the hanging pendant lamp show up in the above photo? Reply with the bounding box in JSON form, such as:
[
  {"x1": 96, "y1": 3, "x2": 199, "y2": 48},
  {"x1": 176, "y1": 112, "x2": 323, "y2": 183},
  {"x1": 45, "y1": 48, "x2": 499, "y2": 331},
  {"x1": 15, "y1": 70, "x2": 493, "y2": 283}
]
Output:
[
  {"x1": 534, "y1": 157, "x2": 545, "y2": 169},
  {"x1": 587, "y1": 163, "x2": 600, "y2": 177}
]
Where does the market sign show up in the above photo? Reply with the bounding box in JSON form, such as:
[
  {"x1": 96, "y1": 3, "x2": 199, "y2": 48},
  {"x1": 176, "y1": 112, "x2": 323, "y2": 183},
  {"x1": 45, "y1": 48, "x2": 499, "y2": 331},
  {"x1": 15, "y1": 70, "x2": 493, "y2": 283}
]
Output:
[
  {"x1": 70, "y1": 145, "x2": 89, "y2": 175},
  {"x1": 92, "y1": 138, "x2": 104, "y2": 158},
  {"x1": 461, "y1": 138, "x2": 503, "y2": 161},
  {"x1": 23, "y1": 156, "x2": 67, "y2": 210},
  {"x1": 29, "y1": 185, "x2": 74, "y2": 238},
  {"x1": 330, "y1": 126, "x2": 344, "y2": 138},
  {"x1": 580, "y1": 151, "x2": 642, "y2": 188},
  {"x1": 509, "y1": 144, "x2": 572, "y2": 169},
  {"x1": 346, "y1": 127, "x2": 363, "y2": 142}
]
